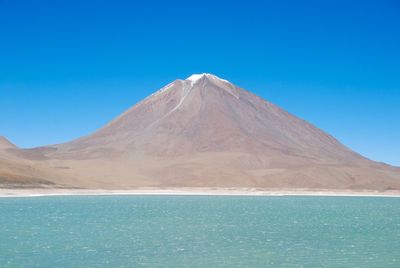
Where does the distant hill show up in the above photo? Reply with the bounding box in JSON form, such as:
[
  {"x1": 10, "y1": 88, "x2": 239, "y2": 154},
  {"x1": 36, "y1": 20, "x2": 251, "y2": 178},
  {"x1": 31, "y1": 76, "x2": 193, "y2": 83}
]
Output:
[{"x1": 0, "y1": 136, "x2": 16, "y2": 149}]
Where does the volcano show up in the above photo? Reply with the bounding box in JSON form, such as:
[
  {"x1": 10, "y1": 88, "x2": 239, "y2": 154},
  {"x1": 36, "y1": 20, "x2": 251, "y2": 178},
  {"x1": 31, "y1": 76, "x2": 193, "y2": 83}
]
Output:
[{"x1": 2, "y1": 74, "x2": 400, "y2": 190}]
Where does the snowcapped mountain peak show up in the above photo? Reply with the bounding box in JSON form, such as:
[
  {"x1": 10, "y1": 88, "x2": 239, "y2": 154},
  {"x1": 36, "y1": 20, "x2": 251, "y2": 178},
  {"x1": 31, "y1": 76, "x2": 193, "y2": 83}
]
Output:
[
  {"x1": 11, "y1": 74, "x2": 397, "y2": 191},
  {"x1": 186, "y1": 73, "x2": 230, "y2": 85},
  {"x1": 186, "y1": 73, "x2": 206, "y2": 82}
]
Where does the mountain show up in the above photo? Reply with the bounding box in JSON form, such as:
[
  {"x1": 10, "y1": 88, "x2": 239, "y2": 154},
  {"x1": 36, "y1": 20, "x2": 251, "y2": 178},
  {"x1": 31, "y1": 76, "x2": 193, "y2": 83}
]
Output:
[
  {"x1": 3, "y1": 74, "x2": 400, "y2": 190},
  {"x1": 0, "y1": 136, "x2": 17, "y2": 150},
  {"x1": 0, "y1": 136, "x2": 60, "y2": 187}
]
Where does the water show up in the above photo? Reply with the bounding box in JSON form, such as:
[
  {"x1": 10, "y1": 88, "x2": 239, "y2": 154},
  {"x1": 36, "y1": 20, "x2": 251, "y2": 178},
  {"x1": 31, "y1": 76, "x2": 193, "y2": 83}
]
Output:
[{"x1": 0, "y1": 196, "x2": 399, "y2": 267}]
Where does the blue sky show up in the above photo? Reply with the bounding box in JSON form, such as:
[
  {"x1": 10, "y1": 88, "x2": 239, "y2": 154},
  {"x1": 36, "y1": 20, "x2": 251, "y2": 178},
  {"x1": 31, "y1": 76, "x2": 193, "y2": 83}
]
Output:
[{"x1": 0, "y1": 0, "x2": 399, "y2": 166}]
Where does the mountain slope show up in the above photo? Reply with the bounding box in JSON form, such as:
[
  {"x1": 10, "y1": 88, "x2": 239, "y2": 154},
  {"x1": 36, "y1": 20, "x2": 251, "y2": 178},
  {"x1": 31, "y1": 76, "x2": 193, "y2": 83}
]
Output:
[
  {"x1": 0, "y1": 136, "x2": 17, "y2": 150},
  {"x1": 0, "y1": 137, "x2": 61, "y2": 187},
  {"x1": 4, "y1": 74, "x2": 400, "y2": 190},
  {"x1": 52, "y1": 74, "x2": 364, "y2": 161}
]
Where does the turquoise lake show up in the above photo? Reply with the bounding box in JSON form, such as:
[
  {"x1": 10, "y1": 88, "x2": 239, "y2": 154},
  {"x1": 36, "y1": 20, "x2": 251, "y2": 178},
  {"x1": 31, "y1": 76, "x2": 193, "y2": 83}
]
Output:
[{"x1": 0, "y1": 196, "x2": 399, "y2": 267}]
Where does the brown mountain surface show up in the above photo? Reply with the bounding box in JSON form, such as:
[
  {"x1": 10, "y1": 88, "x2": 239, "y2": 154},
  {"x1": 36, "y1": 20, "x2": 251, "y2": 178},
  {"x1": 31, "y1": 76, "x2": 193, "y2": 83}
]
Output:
[
  {"x1": 2, "y1": 74, "x2": 400, "y2": 190},
  {"x1": 0, "y1": 136, "x2": 16, "y2": 150},
  {"x1": 0, "y1": 137, "x2": 60, "y2": 187}
]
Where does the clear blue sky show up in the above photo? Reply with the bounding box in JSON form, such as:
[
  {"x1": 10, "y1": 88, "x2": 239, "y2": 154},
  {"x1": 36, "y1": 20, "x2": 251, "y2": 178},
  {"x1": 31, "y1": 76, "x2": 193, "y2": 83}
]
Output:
[{"x1": 0, "y1": 0, "x2": 399, "y2": 166}]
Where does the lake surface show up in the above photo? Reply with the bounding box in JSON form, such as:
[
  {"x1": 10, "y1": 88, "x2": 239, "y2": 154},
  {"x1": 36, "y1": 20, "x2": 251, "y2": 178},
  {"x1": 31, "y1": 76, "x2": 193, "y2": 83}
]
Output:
[{"x1": 0, "y1": 195, "x2": 399, "y2": 267}]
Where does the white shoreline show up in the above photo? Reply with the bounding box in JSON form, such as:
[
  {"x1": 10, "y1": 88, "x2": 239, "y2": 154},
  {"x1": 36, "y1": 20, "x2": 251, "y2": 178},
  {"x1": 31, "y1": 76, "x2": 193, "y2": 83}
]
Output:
[{"x1": 1, "y1": 188, "x2": 400, "y2": 198}]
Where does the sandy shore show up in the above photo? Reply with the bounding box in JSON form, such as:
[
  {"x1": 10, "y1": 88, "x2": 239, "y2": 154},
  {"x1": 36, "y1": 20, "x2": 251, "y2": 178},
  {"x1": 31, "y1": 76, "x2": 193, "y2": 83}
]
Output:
[{"x1": 1, "y1": 187, "x2": 400, "y2": 198}]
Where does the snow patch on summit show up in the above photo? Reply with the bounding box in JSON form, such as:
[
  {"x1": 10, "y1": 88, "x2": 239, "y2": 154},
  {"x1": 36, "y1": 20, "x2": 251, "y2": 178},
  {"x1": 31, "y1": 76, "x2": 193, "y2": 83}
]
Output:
[
  {"x1": 186, "y1": 73, "x2": 231, "y2": 86},
  {"x1": 187, "y1": 74, "x2": 205, "y2": 83},
  {"x1": 185, "y1": 73, "x2": 239, "y2": 99}
]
